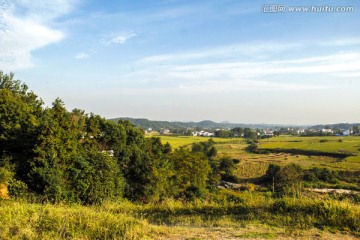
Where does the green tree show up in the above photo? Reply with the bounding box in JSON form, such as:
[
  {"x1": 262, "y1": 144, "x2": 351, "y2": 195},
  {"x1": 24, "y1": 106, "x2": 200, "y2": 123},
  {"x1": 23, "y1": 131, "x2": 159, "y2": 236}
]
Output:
[
  {"x1": 69, "y1": 152, "x2": 124, "y2": 204},
  {"x1": 265, "y1": 164, "x2": 303, "y2": 195},
  {"x1": 0, "y1": 72, "x2": 43, "y2": 187},
  {"x1": 243, "y1": 128, "x2": 257, "y2": 139},
  {"x1": 353, "y1": 125, "x2": 360, "y2": 135},
  {"x1": 29, "y1": 99, "x2": 81, "y2": 201},
  {"x1": 171, "y1": 148, "x2": 211, "y2": 198},
  {"x1": 219, "y1": 156, "x2": 237, "y2": 182}
]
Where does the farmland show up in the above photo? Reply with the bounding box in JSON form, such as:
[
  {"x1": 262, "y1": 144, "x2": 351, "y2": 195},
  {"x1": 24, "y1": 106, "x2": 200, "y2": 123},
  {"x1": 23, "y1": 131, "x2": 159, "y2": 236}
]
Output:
[
  {"x1": 157, "y1": 135, "x2": 360, "y2": 178},
  {"x1": 147, "y1": 133, "x2": 233, "y2": 149},
  {"x1": 1, "y1": 134, "x2": 360, "y2": 239}
]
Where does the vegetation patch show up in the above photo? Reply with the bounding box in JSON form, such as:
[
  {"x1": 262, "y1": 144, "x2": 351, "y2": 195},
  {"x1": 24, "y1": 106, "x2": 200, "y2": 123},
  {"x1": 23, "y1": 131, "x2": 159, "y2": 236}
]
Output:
[{"x1": 260, "y1": 148, "x2": 355, "y2": 159}]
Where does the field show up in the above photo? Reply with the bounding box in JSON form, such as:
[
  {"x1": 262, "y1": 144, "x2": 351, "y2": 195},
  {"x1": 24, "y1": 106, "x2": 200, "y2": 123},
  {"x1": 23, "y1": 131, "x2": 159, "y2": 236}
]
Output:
[
  {"x1": 147, "y1": 134, "x2": 233, "y2": 149},
  {"x1": 156, "y1": 135, "x2": 360, "y2": 181}
]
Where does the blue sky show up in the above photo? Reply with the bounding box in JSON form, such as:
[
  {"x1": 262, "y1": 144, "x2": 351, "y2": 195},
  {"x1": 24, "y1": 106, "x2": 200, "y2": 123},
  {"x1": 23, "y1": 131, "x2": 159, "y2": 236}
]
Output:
[{"x1": 1, "y1": 0, "x2": 360, "y2": 124}]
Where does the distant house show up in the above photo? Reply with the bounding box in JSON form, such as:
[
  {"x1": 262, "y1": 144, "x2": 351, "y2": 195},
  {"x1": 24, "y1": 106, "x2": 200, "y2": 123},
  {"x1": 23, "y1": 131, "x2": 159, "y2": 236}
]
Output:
[
  {"x1": 263, "y1": 130, "x2": 274, "y2": 137},
  {"x1": 297, "y1": 129, "x2": 305, "y2": 134},
  {"x1": 322, "y1": 129, "x2": 333, "y2": 134},
  {"x1": 343, "y1": 130, "x2": 352, "y2": 136},
  {"x1": 160, "y1": 129, "x2": 170, "y2": 135},
  {"x1": 192, "y1": 131, "x2": 214, "y2": 137},
  {"x1": 202, "y1": 132, "x2": 214, "y2": 137}
]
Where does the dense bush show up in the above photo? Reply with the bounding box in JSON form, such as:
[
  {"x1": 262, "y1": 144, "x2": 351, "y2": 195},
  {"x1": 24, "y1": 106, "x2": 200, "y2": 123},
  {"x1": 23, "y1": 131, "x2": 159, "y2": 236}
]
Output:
[
  {"x1": 264, "y1": 163, "x2": 303, "y2": 196},
  {"x1": 303, "y1": 167, "x2": 339, "y2": 184}
]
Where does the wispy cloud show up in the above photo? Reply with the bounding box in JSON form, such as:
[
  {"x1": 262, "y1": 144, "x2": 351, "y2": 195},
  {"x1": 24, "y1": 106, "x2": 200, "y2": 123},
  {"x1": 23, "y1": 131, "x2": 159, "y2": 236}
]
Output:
[
  {"x1": 0, "y1": 0, "x2": 74, "y2": 71},
  {"x1": 139, "y1": 41, "x2": 301, "y2": 63},
  {"x1": 101, "y1": 32, "x2": 137, "y2": 45},
  {"x1": 119, "y1": 39, "x2": 360, "y2": 94},
  {"x1": 74, "y1": 52, "x2": 89, "y2": 60},
  {"x1": 319, "y1": 37, "x2": 360, "y2": 47}
]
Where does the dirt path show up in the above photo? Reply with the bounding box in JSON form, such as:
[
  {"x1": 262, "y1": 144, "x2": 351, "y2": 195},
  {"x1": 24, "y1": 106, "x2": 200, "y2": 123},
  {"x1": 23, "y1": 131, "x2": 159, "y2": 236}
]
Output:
[
  {"x1": 306, "y1": 188, "x2": 360, "y2": 194},
  {"x1": 152, "y1": 225, "x2": 359, "y2": 240}
]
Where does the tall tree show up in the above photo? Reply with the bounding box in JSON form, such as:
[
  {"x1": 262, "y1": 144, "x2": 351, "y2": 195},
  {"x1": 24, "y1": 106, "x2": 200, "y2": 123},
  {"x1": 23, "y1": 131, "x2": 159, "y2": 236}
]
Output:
[{"x1": 0, "y1": 71, "x2": 43, "y2": 181}]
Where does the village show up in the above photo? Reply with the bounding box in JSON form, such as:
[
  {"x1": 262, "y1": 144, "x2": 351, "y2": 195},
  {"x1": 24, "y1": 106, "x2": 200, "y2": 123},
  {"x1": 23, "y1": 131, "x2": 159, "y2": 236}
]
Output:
[{"x1": 144, "y1": 125, "x2": 360, "y2": 138}]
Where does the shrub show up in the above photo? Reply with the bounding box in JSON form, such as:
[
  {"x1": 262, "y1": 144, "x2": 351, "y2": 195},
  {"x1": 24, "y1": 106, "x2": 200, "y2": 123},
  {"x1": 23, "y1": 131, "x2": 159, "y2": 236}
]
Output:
[
  {"x1": 265, "y1": 164, "x2": 303, "y2": 196},
  {"x1": 245, "y1": 143, "x2": 258, "y2": 153},
  {"x1": 7, "y1": 178, "x2": 28, "y2": 199}
]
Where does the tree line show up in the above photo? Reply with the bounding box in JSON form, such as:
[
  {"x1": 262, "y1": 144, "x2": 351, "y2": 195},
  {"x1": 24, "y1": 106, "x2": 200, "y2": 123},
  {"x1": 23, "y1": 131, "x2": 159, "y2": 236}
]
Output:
[{"x1": 0, "y1": 72, "x2": 234, "y2": 204}]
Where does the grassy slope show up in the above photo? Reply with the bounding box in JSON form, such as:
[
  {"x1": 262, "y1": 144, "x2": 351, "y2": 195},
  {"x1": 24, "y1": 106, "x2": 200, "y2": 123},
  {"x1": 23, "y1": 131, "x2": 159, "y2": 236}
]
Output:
[{"x1": 1, "y1": 193, "x2": 359, "y2": 239}]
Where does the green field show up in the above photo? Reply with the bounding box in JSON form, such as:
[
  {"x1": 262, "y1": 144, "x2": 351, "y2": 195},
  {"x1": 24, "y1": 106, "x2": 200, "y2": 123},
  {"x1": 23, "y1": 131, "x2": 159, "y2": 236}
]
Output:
[
  {"x1": 157, "y1": 135, "x2": 360, "y2": 179},
  {"x1": 150, "y1": 134, "x2": 233, "y2": 149},
  {"x1": 260, "y1": 136, "x2": 360, "y2": 154}
]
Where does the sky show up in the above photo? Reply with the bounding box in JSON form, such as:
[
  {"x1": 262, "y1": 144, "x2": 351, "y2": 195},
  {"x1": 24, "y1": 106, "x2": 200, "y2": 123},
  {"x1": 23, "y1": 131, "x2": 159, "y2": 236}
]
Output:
[{"x1": 1, "y1": 0, "x2": 360, "y2": 124}]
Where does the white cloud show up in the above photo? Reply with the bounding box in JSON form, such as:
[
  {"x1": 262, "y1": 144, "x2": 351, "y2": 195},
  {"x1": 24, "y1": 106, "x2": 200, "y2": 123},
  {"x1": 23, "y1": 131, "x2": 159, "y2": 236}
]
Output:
[
  {"x1": 139, "y1": 41, "x2": 300, "y2": 63},
  {"x1": 0, "y1": 0, "x2": 74, "y2": 71},
  {"x1": 139, "y1": 38, "x2": 360, "y2": 64},
  {"x1": 74, "y1": 52, "x2": 89, "y2": 59},
  {"x1": 319, "y1": 37, "x2": 360, "y2": 47},
  {"x1": 119, "y1": 42, "x2": 360, "y2": 94},
  {"x1": 101, "y1": 32, "x2": 137, "y2": 45}
]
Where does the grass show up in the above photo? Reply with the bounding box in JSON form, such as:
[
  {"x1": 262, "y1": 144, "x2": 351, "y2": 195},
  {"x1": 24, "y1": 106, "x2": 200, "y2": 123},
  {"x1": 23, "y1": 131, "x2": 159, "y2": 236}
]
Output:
[
  {"x1": 153, "y1": 135, "x2": 233, "y2": 149},
  {"x1": 212, "y1": 136, "x2": 360, "y2": 180},
  {"x1": 2, "y1": 135, "x2": 359, "y2": 239},
  {"x1": 1, "y1": 191, "x2": 359, "y2": 239},
  {"x1": 151, "y1": 135, "x2": 360, "y2": 179},
  {"x1": 0, "y1": 200, "x2": 150, "y2": 240},
  {"x1": 260, "y1": 136, "x2": 360, "y2": 155}
]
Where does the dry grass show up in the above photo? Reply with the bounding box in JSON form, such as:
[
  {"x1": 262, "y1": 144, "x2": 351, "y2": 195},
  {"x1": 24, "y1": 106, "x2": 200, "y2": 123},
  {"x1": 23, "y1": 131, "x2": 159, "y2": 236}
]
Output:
[
  {"x1": 1, "y1": 192, "x2": 359, "y2": 239},
  {"x1": 0, "y1": 183, "x2": 9, "y2": 199}
]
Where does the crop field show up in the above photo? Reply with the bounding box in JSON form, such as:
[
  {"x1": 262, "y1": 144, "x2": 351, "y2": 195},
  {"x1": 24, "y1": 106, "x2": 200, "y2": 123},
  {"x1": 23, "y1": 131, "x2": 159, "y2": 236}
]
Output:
[
  {"x1": 258, "y1": 136, "x2": 360, "y2": 170},
  {"x1": 157, "y1": 135, "x2": 360, "y2": 179},
  {"x1": 260, "y1": 136, "x2": 360, "y2": 154},
  {"x1": 154, "y1": 135, "x2": 233, "y2": 149}
]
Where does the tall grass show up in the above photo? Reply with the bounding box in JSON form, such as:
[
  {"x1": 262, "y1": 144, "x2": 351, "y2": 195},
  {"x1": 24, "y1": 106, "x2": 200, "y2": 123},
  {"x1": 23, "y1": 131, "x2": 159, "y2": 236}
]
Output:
[
  {"x1": 1, "y1": 192, "x2": 359, "y2": 239},
  {"x1": 0, "y1": 200, "x2": 151, "y2": 239}
]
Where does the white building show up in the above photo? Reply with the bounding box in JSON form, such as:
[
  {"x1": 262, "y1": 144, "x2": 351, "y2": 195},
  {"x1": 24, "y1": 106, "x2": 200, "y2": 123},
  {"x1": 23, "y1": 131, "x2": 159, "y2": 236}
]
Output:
[{"x1": 343, "y1": 130, "x2": 352, "y2": 136}]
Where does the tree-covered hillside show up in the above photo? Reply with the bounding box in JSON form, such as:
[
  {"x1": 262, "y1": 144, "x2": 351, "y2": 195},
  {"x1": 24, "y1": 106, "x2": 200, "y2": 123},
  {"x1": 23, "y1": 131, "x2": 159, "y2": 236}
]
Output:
[{"x1": 0, "y1": 71, "x2": 230, "y2": 204}]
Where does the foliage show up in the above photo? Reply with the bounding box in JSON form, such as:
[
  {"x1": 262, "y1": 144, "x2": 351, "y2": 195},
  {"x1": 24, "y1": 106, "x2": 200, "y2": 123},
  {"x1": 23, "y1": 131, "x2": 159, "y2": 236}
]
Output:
[
  {"x1": 303, "y1": 167, "x2": 339, "y2": 184},
  {"x1": 171, "y1": 147, "x2": 211, "y2": 198},
  {"x1": 1, "y1": 72, "x2": 235, "y2": 203},
  {"x1": 218, "y1": 156, "x2": 238, "y2": 182},
  {"x1": 265, "y1": 164, "x2": 303, "y2": 195},
  {"x1": 246, "y1": 143, "x2": 259, "y2": 153},
  {"x1": 0, "y1": 71, "x2": 43, "y2": 183}
]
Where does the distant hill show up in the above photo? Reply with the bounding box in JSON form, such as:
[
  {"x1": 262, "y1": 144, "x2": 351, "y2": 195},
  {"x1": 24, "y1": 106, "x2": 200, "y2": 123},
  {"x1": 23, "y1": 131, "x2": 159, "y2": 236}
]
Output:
[{"x1": 109, "y1": 117, "x2": 305, "y2": 131}]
